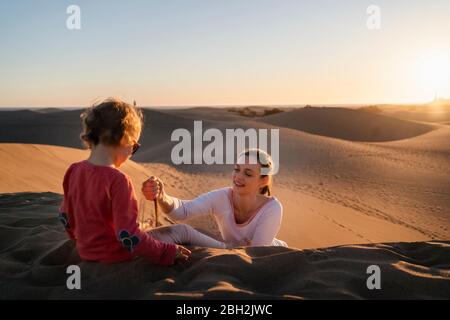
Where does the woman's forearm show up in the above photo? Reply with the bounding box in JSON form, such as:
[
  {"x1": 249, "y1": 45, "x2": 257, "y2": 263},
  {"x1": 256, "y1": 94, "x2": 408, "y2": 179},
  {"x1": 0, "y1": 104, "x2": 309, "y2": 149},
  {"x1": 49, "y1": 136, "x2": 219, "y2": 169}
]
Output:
[{"x1": 157, "y1": 193, "x2": 175, "y2": 214}]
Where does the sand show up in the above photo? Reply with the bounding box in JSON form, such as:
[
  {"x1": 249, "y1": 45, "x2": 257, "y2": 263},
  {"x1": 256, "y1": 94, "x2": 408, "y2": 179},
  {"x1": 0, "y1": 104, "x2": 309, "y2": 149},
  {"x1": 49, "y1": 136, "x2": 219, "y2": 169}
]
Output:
[
  {"x1": 0, "y1": 144, "x2": 150, "y2": 194},
  {"x1": 258, "y1": 106, "x2": 436, "y2": 142},
  {"x1": 0, "y1": 191, "x2": 448, "y2": 299},
  {"x1": 0, "y1": 104, "x2": 449, "y2": 299}
]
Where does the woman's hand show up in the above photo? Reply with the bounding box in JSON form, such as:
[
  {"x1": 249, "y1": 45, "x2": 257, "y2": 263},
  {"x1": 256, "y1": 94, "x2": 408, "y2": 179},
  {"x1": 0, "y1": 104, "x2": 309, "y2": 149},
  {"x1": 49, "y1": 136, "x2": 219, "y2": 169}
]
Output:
[
  {"x1": 175, "y1": 245, "x2": 191, "y2": 262},
  {"x1": 142, "y1": 176, "x2": 165, "y2": 201},
  {"x1": 141, "y1": 176, "x2": 175, "y2": 214}
]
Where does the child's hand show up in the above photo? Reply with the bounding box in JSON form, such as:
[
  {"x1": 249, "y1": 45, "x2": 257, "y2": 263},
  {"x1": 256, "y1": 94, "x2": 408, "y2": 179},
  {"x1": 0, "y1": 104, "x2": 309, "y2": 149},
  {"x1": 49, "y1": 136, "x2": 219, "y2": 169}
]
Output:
[
  {"x1": 142, "y1": 176, "x2": 165, "y2": 201},
  {"x1": 175, "y1": 245, "x2": 191, "y2": 262}
]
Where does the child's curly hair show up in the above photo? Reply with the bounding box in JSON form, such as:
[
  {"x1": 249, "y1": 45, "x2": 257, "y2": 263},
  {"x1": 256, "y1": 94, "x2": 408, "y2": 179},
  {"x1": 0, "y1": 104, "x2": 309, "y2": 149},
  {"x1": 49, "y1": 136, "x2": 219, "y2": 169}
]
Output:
[{"x1": 80, "y1": 98, "x2": 143, "y2": 148}]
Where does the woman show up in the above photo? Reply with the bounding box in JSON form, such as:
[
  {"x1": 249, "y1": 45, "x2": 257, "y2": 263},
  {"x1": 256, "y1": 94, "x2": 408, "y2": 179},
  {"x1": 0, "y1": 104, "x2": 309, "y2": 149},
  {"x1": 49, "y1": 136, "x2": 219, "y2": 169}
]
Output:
[{"x1": 142, "y1": 148, "x2": 287, "y2": 248}]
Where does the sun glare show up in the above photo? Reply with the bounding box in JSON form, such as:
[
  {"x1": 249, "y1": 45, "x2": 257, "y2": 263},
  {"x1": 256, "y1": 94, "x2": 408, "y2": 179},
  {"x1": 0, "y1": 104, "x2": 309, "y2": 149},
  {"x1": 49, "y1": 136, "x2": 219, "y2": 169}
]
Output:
[{"x1": 415, "y1": 51, "x2": 450, "y2": 100}]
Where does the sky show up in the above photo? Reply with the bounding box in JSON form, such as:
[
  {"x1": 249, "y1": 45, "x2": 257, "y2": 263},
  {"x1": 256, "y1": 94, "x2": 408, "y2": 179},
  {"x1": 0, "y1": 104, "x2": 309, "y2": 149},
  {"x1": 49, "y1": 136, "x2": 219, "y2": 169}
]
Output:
[{"x1": 0, "y1": 0, "x2": 449, "y2": 107}]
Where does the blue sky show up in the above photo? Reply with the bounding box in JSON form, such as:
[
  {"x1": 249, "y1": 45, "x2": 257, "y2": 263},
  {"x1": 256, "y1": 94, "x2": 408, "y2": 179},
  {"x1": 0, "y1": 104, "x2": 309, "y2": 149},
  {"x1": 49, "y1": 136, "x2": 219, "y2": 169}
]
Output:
[{"x1": 0, "y1": 0, "x2": 449, "y2": 107}]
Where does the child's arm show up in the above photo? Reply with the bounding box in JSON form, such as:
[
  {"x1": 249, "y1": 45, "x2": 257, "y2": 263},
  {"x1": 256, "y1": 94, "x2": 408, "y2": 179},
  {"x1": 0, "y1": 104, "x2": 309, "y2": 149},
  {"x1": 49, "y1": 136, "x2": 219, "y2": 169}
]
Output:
[
  {"x1": 59, "y1": 198, "x2": 76, "y2": 240},
  {"x1": 111, "y1": 174, "x2": 178, "y2": 266},
  {"x1": 59, "y1": 165, "x2": 76, "y2": 240}
]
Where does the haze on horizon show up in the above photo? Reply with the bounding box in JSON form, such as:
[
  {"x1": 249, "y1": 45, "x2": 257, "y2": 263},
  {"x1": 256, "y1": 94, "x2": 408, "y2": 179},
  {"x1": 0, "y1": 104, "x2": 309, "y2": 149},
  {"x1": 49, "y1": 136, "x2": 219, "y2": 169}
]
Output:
[{"x1": 1, "y1": 0, "x2": 450, "y2": 108}]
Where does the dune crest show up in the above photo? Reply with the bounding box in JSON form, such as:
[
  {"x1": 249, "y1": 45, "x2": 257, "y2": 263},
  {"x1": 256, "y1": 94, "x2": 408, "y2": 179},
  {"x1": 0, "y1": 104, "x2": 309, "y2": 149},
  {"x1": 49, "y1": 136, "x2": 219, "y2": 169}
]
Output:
[{"x1": 258, "y1": 107, "x2": 435, "y2": 142}]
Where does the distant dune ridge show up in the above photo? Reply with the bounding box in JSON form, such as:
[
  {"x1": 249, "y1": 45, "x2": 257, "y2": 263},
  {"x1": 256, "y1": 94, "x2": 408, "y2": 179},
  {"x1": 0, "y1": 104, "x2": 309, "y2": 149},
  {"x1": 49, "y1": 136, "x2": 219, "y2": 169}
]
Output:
[
  {"x1": 375, "y1": 99, "x2": 450, "y2": 124},
  {"x1": 0, "y1": 102, "x2": 449, "y2": 299},
  {"x1": 258, "y1": 107, "x2": 435, "y2": 142}
]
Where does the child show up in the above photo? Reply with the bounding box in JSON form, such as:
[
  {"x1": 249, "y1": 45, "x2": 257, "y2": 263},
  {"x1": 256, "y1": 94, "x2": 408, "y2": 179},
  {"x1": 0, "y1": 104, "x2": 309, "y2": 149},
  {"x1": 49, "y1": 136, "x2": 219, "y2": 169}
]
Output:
[{"x1": 59, "y1": 98, "x2": 191, "y2": 265}]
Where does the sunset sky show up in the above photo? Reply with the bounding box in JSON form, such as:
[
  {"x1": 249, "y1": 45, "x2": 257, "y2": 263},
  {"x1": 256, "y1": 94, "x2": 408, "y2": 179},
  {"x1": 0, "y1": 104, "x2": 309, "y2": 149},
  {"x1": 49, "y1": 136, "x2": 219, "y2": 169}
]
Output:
[{"x1": 1, "y1": 0, "x2": 449, "y2": 107}]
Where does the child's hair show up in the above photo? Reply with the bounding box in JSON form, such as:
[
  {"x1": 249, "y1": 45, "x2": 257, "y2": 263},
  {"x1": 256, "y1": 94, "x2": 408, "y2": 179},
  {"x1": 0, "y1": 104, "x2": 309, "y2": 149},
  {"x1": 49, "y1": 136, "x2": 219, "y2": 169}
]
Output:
[
  {"x1": 239, "y1": 148, "x2": 274, "y2": 196},
  {"x1": 80, "y1": 98, "x2": 143, "y2": 148}
]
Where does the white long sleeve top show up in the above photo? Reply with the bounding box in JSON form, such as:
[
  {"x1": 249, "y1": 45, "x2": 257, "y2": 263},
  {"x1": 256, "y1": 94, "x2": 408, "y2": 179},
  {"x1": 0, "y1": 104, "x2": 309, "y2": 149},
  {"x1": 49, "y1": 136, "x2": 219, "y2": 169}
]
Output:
[{"x1": 168, "y1": 187, "x2": 285, "y2": 246}]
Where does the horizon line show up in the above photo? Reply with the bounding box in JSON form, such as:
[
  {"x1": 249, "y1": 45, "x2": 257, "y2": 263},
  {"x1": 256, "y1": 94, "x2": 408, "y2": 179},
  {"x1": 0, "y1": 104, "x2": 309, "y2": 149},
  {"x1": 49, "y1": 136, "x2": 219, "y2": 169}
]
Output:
[{"x1": 0, "y1": 98, "x2": 447, "y2": 110}]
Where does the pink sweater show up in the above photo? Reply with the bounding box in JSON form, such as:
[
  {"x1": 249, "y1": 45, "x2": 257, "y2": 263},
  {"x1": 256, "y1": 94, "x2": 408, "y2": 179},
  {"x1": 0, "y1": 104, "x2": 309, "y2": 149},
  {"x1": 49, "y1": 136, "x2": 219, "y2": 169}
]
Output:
[{"x1": 59, "y1": 160, "x2": 177, "y2": 265}]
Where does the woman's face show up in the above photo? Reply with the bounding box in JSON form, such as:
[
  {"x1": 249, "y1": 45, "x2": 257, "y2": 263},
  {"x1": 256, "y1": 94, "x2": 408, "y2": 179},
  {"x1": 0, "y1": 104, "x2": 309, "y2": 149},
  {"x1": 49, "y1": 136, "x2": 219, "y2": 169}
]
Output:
[{"x1": 232, "y1": 161, "x2": 268, "y2": 196}]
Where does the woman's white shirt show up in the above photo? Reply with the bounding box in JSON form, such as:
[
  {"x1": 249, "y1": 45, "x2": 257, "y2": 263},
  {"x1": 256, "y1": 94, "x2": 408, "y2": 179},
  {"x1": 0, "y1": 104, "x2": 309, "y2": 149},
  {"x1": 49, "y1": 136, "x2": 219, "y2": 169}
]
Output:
[{"x1": 168, "y1": 187, "x2": 284, "y2": 246}]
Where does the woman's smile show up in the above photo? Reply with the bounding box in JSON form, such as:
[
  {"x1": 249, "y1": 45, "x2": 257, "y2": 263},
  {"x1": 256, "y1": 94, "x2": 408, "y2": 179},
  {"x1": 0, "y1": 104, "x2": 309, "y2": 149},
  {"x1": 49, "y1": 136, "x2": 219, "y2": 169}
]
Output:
[{"x1": 233, "y1": 180, "x2": 245, "y2": 188}]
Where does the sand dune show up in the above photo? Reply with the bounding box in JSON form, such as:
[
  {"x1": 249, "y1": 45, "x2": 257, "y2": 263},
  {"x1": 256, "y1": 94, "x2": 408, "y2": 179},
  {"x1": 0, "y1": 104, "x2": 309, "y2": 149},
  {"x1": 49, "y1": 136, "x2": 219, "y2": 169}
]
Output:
[
  {"x1": 1, "y1": 141, "x2": 447, "y2": 250},
  {"x1": 0, "y1": 109, "x2": 85, "y2": 149},
  {"x1": 0, "y1": 191, "x2": 448, "y2": 299},
  {"x1": 0, "y1": 143, "x2": 171, "y2": 229},
  {"x1": 257, "y1": 107, "x2": 435, "y2": 142},
  {"x1": 0, "y1": 144, "x2": 149, "y2": 194},
  {"x1": 274, "y1": 128, "x2": 450, "y2": 245},
  {"x1": 376, "y1": 100, "x2": 450, "y2": 124},
  {"x1": 0, "y1": 108, "x2": 220, "y2": 165},
  {"x1": 387, "y1": 111, "x2": 450, "y2": 124},
  {"x1": 0, "y1": 106, "x2": 448, "y2": 247},
  {"x1": 0, "y1": 105, "x2": 449, "y2": 299},
  {"x1": 0, "y1": 106, "x2": 439, "y2": 161}
]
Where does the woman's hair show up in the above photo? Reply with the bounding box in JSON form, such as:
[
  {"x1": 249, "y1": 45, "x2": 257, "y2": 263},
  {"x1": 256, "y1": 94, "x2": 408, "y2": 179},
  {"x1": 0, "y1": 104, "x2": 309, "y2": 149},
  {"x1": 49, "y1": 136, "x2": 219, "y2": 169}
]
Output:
[
  {"x1": 80, "y1": 98, "x2": 143, "y2": 148},
  {"x1": 239, "y1": 148, "x2": 274, "y2": 196}
]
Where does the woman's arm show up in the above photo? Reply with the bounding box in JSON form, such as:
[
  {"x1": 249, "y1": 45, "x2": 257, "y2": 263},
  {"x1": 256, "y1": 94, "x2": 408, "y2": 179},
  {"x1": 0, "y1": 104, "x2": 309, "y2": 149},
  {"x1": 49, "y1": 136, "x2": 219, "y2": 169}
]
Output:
[
  {"x1": 141, "y1": 177, "x2": 175, "y2": 212},
  {"x1": 156, "y1": 190, "x2": 176, "y2": 213},
  {"x1": 142, "y1": 176, "x2": 221, "y2": 220}
]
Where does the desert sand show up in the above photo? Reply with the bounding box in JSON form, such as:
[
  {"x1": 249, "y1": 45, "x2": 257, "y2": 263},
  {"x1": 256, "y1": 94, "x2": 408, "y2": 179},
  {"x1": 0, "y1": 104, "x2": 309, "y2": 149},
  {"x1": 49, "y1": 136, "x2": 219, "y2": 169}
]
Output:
[{"x1": 0, "y1": 104, "x2": 449, "y2": 299}]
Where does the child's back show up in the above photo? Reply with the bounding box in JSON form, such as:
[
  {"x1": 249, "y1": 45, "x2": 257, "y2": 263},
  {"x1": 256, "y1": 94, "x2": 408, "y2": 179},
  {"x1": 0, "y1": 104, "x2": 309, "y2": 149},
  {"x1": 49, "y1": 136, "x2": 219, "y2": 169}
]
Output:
[
  {"x1": 58, "y1": 98, "x2": 186, "y2": 265},
  {"x1": 61, "y1": 160, "x2": 176, "y2": 265}
]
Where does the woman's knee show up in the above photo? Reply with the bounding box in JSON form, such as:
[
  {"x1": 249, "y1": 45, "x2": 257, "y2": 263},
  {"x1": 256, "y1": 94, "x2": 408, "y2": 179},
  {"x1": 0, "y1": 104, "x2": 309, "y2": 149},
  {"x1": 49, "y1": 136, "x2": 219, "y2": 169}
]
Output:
[{"x1": 171, "y1": 223, "x2": 194, "y2": 240}]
